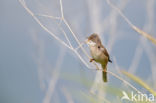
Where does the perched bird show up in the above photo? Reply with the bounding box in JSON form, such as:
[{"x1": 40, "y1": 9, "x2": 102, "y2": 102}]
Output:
[{"x1": 86, "y1": 33, "x2": 112, "y2": 82}]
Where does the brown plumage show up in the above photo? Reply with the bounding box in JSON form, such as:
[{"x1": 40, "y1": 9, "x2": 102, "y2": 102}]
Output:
[{"x1": 87, "y1": 33, "x2": 112, "y2": 82}]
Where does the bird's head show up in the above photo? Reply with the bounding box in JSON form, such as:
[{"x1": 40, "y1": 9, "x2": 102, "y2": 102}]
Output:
[{"x1": 86, "y1": 33, "x2": 101, "y2": 46}]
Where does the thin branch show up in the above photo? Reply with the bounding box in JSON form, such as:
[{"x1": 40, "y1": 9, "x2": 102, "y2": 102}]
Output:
[
  {"x1": 75, "y1": 41, "x2": 86, "y2": 51},
  {"x1": 107, "y1": 70, "x2": 142, "y2": 94},
  {"x1": 63, "y1": 20, "x2": 91, "y2": 58},
  {"x1": 106, "y1": 0, "x2": 156, "y2": 45},
  {"x1": 18, "y1": 0, "x2": 71, "y2": 50},
  {"x1": 59, "y1": 0, "x2": 64, "y2": 18},
  {"x1": 59, "y1": 25, "x2": 73, "y2": 49},
  {"x1": 90, "y1": 68, "x2": 143, "y2": 94},
  {"x1": 73, "y1": 50, "x2": 91, "y2": 68},
  {"x1": 58, "y1": 0, "x2": 98, "y2": 70},
  {"x1": 35, "y1": 14, "x2": 61, "y2": 20}
]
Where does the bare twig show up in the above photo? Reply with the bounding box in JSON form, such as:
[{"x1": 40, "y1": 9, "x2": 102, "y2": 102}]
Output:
[
  {"x1": 19, "y1": 0, "x2": 71, "y2": 50},
  {"x1": 35, "y1": 14, "x2": 61, "y2": 20},
  {"x1": 106, "y1": 0, "x2": 156, "y2": 45}
]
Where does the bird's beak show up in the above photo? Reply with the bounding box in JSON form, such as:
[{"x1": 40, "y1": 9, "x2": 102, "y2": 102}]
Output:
[
  {"x1": 85, "y1": 39, "x2": 90, "y2": 44},
  {"x1": 85, "y1": 39, "x2": 96, "y2": 46}
]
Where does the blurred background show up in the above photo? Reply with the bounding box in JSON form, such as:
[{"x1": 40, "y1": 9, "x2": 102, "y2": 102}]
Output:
[{"x1": 0, "y1": 0, "x2": 156, "y2": 103}]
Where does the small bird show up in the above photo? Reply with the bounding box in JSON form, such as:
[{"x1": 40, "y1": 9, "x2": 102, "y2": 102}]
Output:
[{"x1": 86, "y1": 33, "x2": 112, "y2": 82}]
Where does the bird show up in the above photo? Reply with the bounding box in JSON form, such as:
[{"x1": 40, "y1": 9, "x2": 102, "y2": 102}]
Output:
[{"x1": 86, "y1": 33, "x2": 112, "y2": 82}]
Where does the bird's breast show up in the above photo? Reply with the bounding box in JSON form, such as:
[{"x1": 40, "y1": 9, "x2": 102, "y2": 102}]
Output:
[{"x1": 90, "y1": 46, "x2": 108, "y2": 64}]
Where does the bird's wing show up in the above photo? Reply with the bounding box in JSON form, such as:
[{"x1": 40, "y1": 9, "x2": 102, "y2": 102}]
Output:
[
  {"x1": 100, "y1": 45, "x2": 112, "y2": 63},
  {"x1": 101, "y1": 45, "x2": 109, "y2": 58}
]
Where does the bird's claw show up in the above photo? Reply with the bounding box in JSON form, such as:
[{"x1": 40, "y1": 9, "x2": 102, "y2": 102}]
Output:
[
  {"x1": 103, "y1": 69, "x2": 107, "y2": 72},
  {"x1": 90, "y1": 58, "x2": 95, "y2": 62}
]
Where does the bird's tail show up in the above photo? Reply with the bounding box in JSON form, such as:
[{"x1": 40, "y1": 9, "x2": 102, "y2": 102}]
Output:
[
  {"x1": 101, "y1": 64, "x2": 107, "y2": 82},
  {"x1": 109, "y1": 59, "x2": 112, "y2": 63}
]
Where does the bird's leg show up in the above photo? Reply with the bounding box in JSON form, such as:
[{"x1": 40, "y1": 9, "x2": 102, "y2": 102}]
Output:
[
  {"x1": 90, "y1": 58, "x2": 95, "y2": 62},
  {"x1": 103, "y1": 69, "x2": 107, "y2": 72}
]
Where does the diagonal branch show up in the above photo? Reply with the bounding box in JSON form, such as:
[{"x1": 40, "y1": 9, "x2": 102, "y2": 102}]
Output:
[{"x1": 106, "y1": 0, "x2": 156, "y2": 45}]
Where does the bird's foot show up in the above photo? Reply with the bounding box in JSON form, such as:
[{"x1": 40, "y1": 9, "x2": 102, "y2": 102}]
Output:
[
  {"x1": 103, "y1": 69, "x2": 107, "y2": 72},
  {"x1": 90, "y1": 58, "x2": 95, "y2": 62}
]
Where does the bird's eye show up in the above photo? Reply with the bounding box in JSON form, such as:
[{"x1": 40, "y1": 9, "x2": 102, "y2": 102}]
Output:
[{"x1": 98, "y1": 46, "x2": 100, "y2": 49}]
